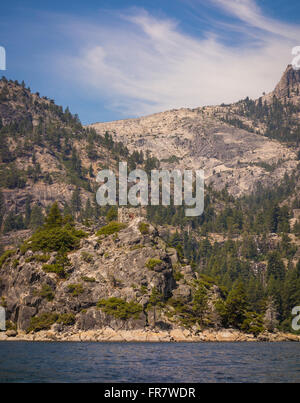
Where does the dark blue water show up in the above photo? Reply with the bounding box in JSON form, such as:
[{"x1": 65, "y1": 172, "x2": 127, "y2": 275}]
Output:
[{"x1": 0, "y1": 342, "x2": 299, "y2": 383}]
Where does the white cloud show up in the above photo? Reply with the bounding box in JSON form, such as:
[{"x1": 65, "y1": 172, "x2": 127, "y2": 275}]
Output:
[
  {"x1": 56, "y1": 1, "x2": 300, "y2": 117},
  {"x1": 210, "y1": 0, "x2": 300, "y2": 41}
]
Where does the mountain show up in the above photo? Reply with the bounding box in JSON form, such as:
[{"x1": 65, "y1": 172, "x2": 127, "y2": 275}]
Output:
[
  {"x1": 272, "y1": 64, "x2": 300, "y2": 101},
  {"x1": 90, "y1": 66, "x2": 300, "y2": 197},
  {"x1": 0, "y1": 77, "x2": 137, "y2": 247},
  {"x1": 0, "y1": 68, "x2": 300, "y2": 341}
]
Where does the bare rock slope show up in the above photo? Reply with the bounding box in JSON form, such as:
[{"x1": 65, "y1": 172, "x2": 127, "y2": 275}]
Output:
[{"x1": 90, "y1": 66, "x2": 299, "y2": 197}]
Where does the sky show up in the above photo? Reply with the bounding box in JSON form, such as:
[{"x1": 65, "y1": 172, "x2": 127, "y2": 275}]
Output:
[{"x1": 1, "y1": 0, "x2": 300, "y2": 124}]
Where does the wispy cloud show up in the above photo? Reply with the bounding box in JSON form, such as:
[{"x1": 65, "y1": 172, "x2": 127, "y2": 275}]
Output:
[{"x1": 54, "y1": 0, "x2": 299, "y2": 117}]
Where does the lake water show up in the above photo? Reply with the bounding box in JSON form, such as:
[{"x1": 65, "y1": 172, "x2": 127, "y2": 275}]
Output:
[{"x1": 0, "y1": 342, "x2": 299, "y2": 383}]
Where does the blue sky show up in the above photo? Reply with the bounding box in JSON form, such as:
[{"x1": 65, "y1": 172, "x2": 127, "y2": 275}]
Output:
[{"x1": 1, "y1": 0, "x2": 300, "y2": 124}]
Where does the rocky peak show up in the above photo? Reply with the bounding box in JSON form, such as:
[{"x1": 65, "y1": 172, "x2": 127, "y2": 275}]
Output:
[{"x1": 272, "y1": 64, "x2": 300, "y2": 101}]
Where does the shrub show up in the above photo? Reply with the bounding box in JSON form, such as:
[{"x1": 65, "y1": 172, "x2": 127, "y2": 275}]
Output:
[
  {"x1": 173, "y1": 270, "x2": 184, "y2": 282},
  {"x1": 25, "y1": 254, "x2": 50, "y2": 263},
  {"x1": 6, "y1": 320, "x2": 17, "y2": 331},
  {"x1": 27, "y1": 313, "x2": 59, "y2": 333},
  {"x1": 81, "y1": 252, "x2": 94, "y2": 263},
  {"x1": 0, "y1": 296, "x2": 7, "y2": 307},
  {"x1": 146, "y1": 258, "x2": 163, "y2": 270},
  {"x1": 166, "y1": 297, "x2": 196, "y2": 328},
  {"x1": 42, "y1": 264, "x2": 67, "y2": 279},
  {"x1": 38, "y1": 284, "x2": 55, "y2": 301},
  {"x1": 106, "y1": 206, "x2": 118, "y2": 222},
  {"x1": 148, "y1": 287, "x2": 165, "y2": 308},
  {"x1": 22, "y1": 203, "x2": 86, "y2": 253},
  {"x1": 23, "y1": 226, "x2": 86, "y2": 253},
  {"x1": 241, "y1": 312, "x2": 264, "y2": 336},
  {"x1": 27, "y1": 312, "x2": 76, "y2": 332},
  {"x1": 140, "y1": 285, "x2": 148, "y2": 295},
  {"x1": 81, "y1": 276, "x2": 96, "y2": 283},
  {"x1": 97, "y1": 297, "x2": 143, "y2": 320},
  {"x1": 67, "y1": 283, "x2": 84, "y2": 296},
  {"x1": 12, "y1": 259, "x2": 19, "y2": 268},
  {"x1": 138, "y1": 222, "x2": 150, "y2": 235},
  {"x1": 57, "y1": 313, "x2": 76, "y2": 326},
  {"x1": 97, "y1": 221, "x2": 126, "y2": 237},
  {"x1": 0, "y1": 250, "x2": 16, "y2": 268}
]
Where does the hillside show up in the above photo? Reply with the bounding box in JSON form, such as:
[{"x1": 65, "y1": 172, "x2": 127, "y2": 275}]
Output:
[
  {"x1": 0, "y1": 77, "x2": 141, "y2": 247},
  {"x1": 0, "y1": 68, "x2": 300, "y2": 341},
  {"x1": 90, "y1": 65, "x2": 300, "y2": 197}
]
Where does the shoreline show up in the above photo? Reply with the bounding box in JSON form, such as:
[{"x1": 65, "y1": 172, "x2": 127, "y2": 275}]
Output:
[{"x1": 1, "y1": 328, "x2": 300, "y2": 343}]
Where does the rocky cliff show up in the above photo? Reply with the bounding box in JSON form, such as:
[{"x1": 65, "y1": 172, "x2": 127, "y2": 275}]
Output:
[{"x1": 0, "y1": 214, "x2": 233, "y2": 339}]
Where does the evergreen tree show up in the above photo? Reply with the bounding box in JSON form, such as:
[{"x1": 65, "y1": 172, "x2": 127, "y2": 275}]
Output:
[
  {"x1": 71, "y1": 188, "x2": 81, "y2": 215},
  {"x1": 44, "y1": 202, "x2": 62, "y2": 228},
  {"x1": 267, "y1": 252, "x2": 285, "y2": 281},
  {"x1": 24, "y1": 197, "x2": 32, "y2": 227},
  {"x1": 106, "y1": 206, "x2": 118, "y2": 222},
  {"x1": 29, "y1": 206, "x2": 44, "y2": 230},
  {"x1": 224, "y1": 281, "x2": 248, "y2": 329}
]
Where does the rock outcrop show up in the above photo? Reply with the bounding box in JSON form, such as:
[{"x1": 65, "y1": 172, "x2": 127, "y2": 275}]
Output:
[{"x1": 0, "y1": 217, "x2": 202, "y2": 336}]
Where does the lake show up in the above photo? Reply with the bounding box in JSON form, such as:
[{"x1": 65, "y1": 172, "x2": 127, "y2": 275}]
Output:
[{"x1": 0, "y1": 342, "x2": 299, "y2": 383}]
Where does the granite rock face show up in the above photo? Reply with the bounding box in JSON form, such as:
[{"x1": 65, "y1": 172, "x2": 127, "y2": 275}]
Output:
[
  {"x1": 0, "y1": 217, "x2": 205, "y2": 334},
  {"x1": 90, "y1": 65, "x2": 300, "y2": 198}
]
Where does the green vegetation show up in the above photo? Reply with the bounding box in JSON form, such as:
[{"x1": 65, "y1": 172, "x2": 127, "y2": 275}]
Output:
[
  {"x1": 12, "y1": 259, "x2": 19, "y2": 268},
  {"x1": 106, "y1": 206, "x2": 118, "y2": 222},
  {"x1": 42, "y1": 264, "x2": 67, "y2": 279},
  {"x1": 146, "y1": 258, "x2": 163, "y2": 270},
  {"x1": 138, "y1": 222, "x2": 150, "y2": 235},
  {"x1": 27, "y1": 312, "x2": 76, "y2": 332},
  {"x1": 38, "y1": 284, "x2": 55, "y2": 301},
  {"x1": 97, "y1": 297, "x2": 143, "y2": 320},
  {"x1": 97, "y1": 221, "x2": 127, "y2": 237},
  {"x1": 0, "y1": 250, "x2": 16, "y2": 268},
  {"x1": 25, "y1": 254, "x2": 50, "y2": 263},
  {"x1": 27, "y1": 313, "x2": 59, "y2": 333},
  {"x1": 0, "y1": 296, "x2": 7, "y2": 307},
  {"x1": 67, "y1": 283, "x2": 84, "y2": 296},
  {"x1": 42, "y1": 253, "x2": 71, "y2": 279},
  {"x1": 81, "y1": 252, "x2": 94, "y2": 263},
  {"x1": 81, "y1": 276, "x2": 96, "y2": 283},
  {"x1": 166, "y1": 279, "x2": 211, "y2": 328},
  {"x1": 56, "y1": 313, "x2": 76, "y2": 326},
  {"x1": 148, "y1": 287, "x2": 165, "y2": 309},
  {"x1": 5, "y1": 321, "x2": 17, "y2": 331},
  {"x1": 222, "y1": 95, "x2": 300, "y2": 144},
  {"x1": 173, "y1": 269, "x2": 184, "y2": 282},
  {"x1": 22, "y1": 203, "x2": 86, "y2": 253}
]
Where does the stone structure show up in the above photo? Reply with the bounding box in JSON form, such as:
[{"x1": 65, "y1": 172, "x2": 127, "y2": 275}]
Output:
[{"x1": 118, "y1": 207, "x2": 147, "y2": 223}]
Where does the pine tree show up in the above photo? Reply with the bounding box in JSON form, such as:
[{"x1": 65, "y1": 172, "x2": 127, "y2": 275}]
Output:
[
  {"x1": 267, "y1": 252, "x2": 285, "y2": 281},
  {"x1": 44, "y1": 202, "x2": 62, "y2": 228},
  {"x1": 71, "y1": 188, "x2": 81, "y2": 215},
  {"x1": 224, "y1": 281, "x2": 248, "y2": 329},
  {"x1": 29, "y1": 206, "x2": 44, "y2": 230},
  {"x1": 24, "y1": 197, "x2": 32, "y2": 227},
  {"x1": 0, "y1": 190, "x2": 5, "y2": 228},
  {"x1": 106, "y1": 206, "x2": 117, "y2": 222}
]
